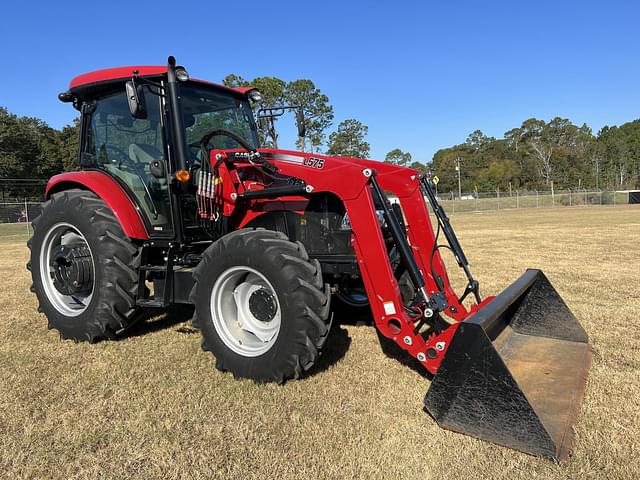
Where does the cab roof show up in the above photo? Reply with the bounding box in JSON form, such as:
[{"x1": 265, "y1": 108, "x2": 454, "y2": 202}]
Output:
[{"x1": 69, "y1": 65, "x2": 253, "y2": 97}]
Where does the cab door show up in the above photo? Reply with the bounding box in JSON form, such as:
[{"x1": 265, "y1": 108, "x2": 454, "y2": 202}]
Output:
[{"x1": 81, "y1": 88, "x2": 173, "y2": 236}]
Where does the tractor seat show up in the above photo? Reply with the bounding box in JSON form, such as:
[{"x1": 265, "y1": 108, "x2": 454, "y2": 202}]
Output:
[
  {"x1": 106, "y1": 143, "x2": 169, "y2": 225},
  {"x1": 129, "y1": 144, "x2": 164, "y2": 168}
]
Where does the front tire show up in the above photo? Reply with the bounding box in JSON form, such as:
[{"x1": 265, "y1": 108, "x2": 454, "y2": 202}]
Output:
[
  {"x1": 27, "y1": 189, "x2": 141, "y2": 342},
  {"x1": 191, "y1": 229, "x2": 331, "y2": 383}
]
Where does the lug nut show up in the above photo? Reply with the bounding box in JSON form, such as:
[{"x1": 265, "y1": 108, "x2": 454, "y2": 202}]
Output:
[
  {"x1": 417, "y1": 352, "x2": 426, "y2": 362},
  {"x1": 403, "y1": 336, "x2": 412, "y2": 346}
]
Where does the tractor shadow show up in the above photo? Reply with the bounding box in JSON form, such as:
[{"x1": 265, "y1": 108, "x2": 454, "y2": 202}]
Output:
[
  {"x1": 120, "y1": 305, "x2": 195, "y2": 339},
  {"x1": 121, "y1": 303, "x2": 353, "y2": 377},
  {"x1": 331, "y1": 302, "x2": 432, "y2": 381},
  {"x1": 305, "y1": 320, "x2": 351, "y2": 377},
  {"x1": 119, "y1": 301, "x2": 428, "y2": 382},
  {"x1": 376, "y1": 330, "x2": 433, "y2": 380}
]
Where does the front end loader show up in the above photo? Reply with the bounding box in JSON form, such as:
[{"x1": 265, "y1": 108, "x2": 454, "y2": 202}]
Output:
[{"x1": 28, "y1": 57, "x2": 591, "y2": 461}]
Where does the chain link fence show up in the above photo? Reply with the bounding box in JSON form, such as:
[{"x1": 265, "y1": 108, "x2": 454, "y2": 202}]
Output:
[
  {"x1": 0, "y1": 201, "x2": 43, "y2": 240},
  {"x1": 437, "y1": 189, "x2": 637, "y2": 213},
  {"x1": 0, "y1": 179, "x2": 48, "y2": 203}
]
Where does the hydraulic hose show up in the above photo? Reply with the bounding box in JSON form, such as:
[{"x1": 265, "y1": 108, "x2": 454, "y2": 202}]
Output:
[{"x1": 369, "y1": 174, "x2": 429, "y2": 302}]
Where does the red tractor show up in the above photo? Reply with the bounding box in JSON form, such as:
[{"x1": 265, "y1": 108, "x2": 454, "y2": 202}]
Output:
[{"x1": 28, "y1": 57, "x2": 591, "y2": 461}]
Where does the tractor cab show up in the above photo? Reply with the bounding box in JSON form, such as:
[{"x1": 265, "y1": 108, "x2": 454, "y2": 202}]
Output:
[{"x1": 60, "y1": 60, "x2": 259, "y2": 240}]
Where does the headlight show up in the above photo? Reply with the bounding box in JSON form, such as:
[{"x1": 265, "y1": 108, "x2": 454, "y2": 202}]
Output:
[
  {"x1": 249, "y1": 90, "x2": 263, "y2": 103},
  {"x1": 175, "y1": 68, "x2": 189, "y2": 82}
]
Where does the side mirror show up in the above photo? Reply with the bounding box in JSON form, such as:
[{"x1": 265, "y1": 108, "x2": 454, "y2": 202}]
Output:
[
  {"x1": 125, "y1": 80, "x2": 147, "y2": 119},
  {"x1": 149, "y1": 159, "x2": 166, "y2": 178},
  {"x1": 296, "y1": 108, "x2": 306, "y2": 138}
]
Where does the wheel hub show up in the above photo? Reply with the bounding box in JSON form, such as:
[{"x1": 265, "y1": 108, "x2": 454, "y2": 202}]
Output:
[
  {"x1": 50, "y1": 244, "x2": 93, "y2": 296},
  {"x1": 248, "y1": 288, "x2": 278, "y2": 322},
  {"x1": 210, "y1": 266, "x2": 282, "y2": 357},
  {"x1": 40, "y1": 222, "x2": 95, "y2": 317}
]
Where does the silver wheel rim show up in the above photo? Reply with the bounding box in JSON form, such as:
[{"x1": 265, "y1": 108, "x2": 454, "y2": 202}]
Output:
[
  {"x1": 210, "y1": 266, "x2": 281, "y2": 357},
  {"x1": 39, "y1": 222, "x2": 95, "y2": 317}
]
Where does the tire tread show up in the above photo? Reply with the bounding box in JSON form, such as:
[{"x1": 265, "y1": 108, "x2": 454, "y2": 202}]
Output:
[{"x1": 191, "y1": 228, "x2": 331, "y2": 383}]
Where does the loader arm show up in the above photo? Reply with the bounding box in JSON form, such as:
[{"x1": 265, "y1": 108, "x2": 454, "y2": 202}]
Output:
[{"x1": 209, "y1": 148, "x2": 477, "y2": 374}]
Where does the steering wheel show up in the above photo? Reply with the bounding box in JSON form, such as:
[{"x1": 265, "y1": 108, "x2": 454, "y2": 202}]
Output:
[{"x1": 198, "y1": 128, "x2": 256, "y2": 157}]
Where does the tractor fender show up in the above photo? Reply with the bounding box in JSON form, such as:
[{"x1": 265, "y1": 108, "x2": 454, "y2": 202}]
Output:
[{"x1": 45, "y1": 171, "x2": 149, "y2": 240}]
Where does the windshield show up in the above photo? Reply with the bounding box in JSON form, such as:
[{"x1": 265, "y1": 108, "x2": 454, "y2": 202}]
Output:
[{"x1": 181, "y1": 82, "x2": 259, "y2": 151}]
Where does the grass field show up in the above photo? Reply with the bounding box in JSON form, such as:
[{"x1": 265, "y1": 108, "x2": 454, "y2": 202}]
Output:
[
  {"x1": 1, "y1": 206, "x2": 639, "y2": 479},
  {"x1": 0, "y1": 222, "x2": 31, "y2": 242}
]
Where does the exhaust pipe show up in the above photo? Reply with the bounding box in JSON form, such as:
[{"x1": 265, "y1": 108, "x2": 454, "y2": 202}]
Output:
[{"x1": 424, "y1": 269, "x2": 591, "y2": 461}]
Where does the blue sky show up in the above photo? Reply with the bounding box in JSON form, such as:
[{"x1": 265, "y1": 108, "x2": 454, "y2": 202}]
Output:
[{"x1": 1, "y1": 0, "x2": 638, "y2": 163}]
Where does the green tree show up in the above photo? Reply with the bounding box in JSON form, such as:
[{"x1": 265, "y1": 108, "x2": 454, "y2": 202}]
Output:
[
  {"x1": 465, "y1": 129, "x2": 493, "y2": 151},
  {"x1": 597, "y1": 120, "x2": 640, "y2": 188},
  {"x1": 408, "y1": 160, "x2": 427, "y2": 171},
  {"x1": 285, "y1": 79, "x2": 334, "y2": 152},
  {"x1": 250, "y1": 77, "x2": 287, "y2": 148},
  {"x1": 598, "y1": 125, "x2": 629, "y2": 187},
  {"x1": 504, "y1": 127, "x2": 523, "y2": 153},
  {"x1": 60, "y1": 120, "x2": 80, "y2": 171},
  {"x1": 223, "y1": 75, "x2": 334, "y2": 152},
  {"x1": 476, "y1": 160, "x2": 519, "y2": 190},
  {"x1": 0, "y1": 107, "x2": 50, "y2": 179},
  {"x1": 0, "y1": 107, "x2": 80, "y2": 198},
  {"x1": 45, "y1": 119, "x2": 80, "y2": 174},
  {"x1": 384, "y1": 148, "x2": 412, "y2": 166},
  {"x1": 430, "y1": 145, "x2": 471, "y2": 192},
  {"x1": 519, "y1": 118, "x2": 553, "y2": 185},
  {"x1": 326, "y1": 119, "x2": 370, "y2": 158},
  {"x1": 223, "y1": 74, "x2": 286, "y2": 147},
  {"x1": 222, "y1": 74, "x2": 249, "y2": 88}
]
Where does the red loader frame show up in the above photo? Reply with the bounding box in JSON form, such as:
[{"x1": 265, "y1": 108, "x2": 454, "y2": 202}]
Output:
[{"x1": 208, "y1": 147, "x2": 492, "y2": 375}]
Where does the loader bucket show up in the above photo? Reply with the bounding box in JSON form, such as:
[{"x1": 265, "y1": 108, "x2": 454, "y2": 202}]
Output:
[{"x1": 424, "y1": 269, "x2": 591, "y2": 461}]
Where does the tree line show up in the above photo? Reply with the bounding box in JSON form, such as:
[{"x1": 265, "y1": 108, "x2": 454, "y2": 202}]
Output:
[
  {"x1": 430, "y1": 118, "x2": 640, "y2": 193},
  {"x1": 0, "y1": 107, "x2": 78, "y2": 181}
]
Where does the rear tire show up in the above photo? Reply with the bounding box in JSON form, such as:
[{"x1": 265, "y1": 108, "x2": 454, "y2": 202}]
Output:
[
  {"x1": 27, "y1": 189, "x2": 141, "y2": 342},
  {"x1": 191, "y1": 229, "x2": 331, "y2": 383}
]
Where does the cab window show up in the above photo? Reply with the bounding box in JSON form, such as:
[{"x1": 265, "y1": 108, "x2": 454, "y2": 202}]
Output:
[
  {"x1": 181, "y1": 83, "x2": 258, "y2": 164},
  {"x1": 84, "y1": 89, "x2": 172, "y2": 233}
]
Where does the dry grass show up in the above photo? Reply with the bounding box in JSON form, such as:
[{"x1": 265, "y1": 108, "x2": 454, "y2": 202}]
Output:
[
  {"x1": 1, "y1": 205, "x2": 639, "y2": 479},
  {"x1": 0, "y1": 223, "x2": 32, "y2": 243}
]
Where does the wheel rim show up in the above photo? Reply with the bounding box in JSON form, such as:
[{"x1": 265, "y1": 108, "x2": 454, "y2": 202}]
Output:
[
  {"x1": 210, "y1": 266, "x2": 281, "y2": 357},
  {"x1": 39, "y1": 222, "x2": 95, "y2": 317}
]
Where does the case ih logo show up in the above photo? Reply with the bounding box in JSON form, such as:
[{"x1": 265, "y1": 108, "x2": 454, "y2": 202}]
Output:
[{"x1": 234, "y1": 152, "x2": 256, "y2": 159}]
